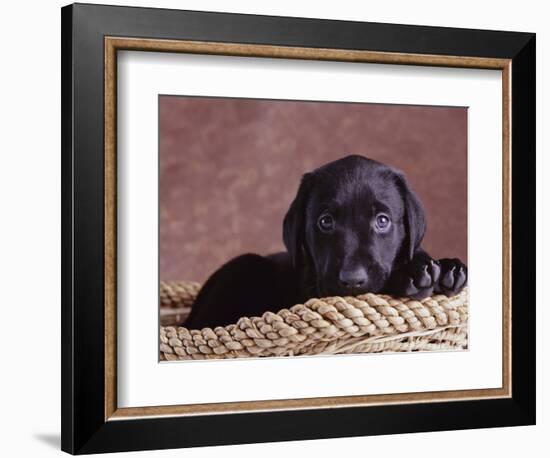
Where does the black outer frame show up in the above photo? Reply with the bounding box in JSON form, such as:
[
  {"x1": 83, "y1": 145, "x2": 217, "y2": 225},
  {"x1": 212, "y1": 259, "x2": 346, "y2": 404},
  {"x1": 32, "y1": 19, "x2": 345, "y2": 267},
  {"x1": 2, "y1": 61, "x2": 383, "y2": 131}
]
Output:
[{"x1": 61, "y1": 3, "x2": 536, "y2": 454}]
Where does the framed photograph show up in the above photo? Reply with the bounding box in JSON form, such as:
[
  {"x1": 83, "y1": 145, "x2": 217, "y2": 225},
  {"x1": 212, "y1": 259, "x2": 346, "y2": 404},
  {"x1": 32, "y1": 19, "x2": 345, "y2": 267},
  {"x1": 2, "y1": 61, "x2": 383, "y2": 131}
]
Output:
[{"x1": 61, "y1": 3, "x2": 536, "y2": 454}]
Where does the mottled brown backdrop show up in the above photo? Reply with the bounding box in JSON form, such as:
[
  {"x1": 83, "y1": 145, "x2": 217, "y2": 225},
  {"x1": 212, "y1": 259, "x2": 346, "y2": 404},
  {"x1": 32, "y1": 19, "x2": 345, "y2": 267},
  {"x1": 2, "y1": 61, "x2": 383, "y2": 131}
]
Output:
[{"x1": 160, "y1": 96, "x2": 467, "y2": 283}]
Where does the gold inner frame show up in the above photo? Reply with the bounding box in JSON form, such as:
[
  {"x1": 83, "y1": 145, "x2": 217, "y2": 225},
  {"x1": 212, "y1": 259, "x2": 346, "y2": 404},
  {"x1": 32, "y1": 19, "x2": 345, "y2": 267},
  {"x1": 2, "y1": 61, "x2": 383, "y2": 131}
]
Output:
[{"x1": 104, "y1": 37, "x2": 512, "y2": 421}]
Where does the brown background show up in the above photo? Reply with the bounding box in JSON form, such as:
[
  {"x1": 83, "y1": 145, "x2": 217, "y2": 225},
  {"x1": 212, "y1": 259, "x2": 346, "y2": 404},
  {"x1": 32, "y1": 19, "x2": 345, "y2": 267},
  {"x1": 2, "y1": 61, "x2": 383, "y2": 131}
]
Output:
[{"x1": 160, "y1": 96, "x2": 467, "y2": 283}]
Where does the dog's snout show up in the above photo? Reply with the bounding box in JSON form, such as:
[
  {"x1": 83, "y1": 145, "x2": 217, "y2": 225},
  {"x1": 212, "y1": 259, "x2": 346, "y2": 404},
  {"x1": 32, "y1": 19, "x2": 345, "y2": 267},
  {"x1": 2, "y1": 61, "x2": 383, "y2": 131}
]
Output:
[{"x1": 339, "y1": 267, "x2": 368, "y2": 289}]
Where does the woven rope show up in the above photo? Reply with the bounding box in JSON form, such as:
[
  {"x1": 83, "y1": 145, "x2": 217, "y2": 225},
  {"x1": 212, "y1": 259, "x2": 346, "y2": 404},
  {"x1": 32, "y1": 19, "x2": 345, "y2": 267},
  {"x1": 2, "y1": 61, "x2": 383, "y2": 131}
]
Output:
[
  {"x1": 161, "y1": 281, "x2": 201, "y2": 308},
  {"x1": 159, "y1": 281, "x2": 468, "y2": 360},
  {"x1": 160, "y1": 281, "x2": 201, "y2": 326}
]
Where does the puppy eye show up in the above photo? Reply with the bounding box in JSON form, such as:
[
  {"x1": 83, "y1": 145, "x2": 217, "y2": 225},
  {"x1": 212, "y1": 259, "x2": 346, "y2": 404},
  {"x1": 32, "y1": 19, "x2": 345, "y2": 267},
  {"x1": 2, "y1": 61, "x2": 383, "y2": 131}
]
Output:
[
  {"x1": 374, "y1": 213, "x2": 391, "y2": 232},
  {"x1": 318, "y1": 214, "x2": 335, "y2": 232}
]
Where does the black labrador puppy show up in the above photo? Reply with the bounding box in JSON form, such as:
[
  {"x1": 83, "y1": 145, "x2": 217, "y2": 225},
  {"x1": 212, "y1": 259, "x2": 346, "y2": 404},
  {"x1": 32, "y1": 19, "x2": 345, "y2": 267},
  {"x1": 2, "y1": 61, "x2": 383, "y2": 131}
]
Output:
[{"x1": 185, "y1": 155, "x2": 467, "y2": 329}]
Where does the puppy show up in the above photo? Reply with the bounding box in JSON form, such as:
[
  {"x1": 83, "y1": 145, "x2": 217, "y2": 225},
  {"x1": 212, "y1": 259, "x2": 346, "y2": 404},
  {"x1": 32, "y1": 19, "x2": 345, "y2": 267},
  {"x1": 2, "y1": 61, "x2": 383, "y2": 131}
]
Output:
[{"x1": 185, "y1": 155, "x2": 467, "y2": 329}]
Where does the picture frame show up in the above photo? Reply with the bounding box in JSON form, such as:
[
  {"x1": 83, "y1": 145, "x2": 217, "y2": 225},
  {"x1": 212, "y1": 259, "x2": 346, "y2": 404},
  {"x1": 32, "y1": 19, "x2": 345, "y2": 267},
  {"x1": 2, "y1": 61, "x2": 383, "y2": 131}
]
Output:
[{"x1": 61, "y1": 3, "x2": 536, "y2": 454}]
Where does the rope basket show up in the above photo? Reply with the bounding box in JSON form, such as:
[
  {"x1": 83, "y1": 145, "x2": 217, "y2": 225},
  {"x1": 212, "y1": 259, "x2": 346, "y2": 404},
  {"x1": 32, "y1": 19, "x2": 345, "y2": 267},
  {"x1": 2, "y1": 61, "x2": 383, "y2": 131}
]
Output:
[{"x1": 160, "y1": 281, "x2": 468, "y2": 360}]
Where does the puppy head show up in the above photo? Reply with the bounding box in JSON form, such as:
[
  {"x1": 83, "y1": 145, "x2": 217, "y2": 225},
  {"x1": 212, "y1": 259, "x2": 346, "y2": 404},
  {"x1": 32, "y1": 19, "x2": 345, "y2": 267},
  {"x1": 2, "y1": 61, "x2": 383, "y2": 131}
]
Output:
[{"x1": 283, "y1": 155, "x2": 426, "y2": 297}]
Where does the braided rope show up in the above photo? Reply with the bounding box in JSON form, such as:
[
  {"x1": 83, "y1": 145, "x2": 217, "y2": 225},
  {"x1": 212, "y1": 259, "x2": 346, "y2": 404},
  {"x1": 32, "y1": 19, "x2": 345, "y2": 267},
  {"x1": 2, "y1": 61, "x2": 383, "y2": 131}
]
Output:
[
  {"x1": 161, "y1": 281, "x2": 201, "y2": 308},
  {"x1": 159, "y1": 281, "x2": 468, "y2": 360},
  {"x1": 160, "y1": 281, "x2": 200, "y2": 326}
]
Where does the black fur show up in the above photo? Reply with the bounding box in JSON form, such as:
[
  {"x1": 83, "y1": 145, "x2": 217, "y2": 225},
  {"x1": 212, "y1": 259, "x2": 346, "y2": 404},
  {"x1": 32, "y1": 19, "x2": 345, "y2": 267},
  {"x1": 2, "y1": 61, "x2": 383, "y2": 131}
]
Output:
[{"x1": 185, "y1": 155, "x2": 467, "y2": 329}]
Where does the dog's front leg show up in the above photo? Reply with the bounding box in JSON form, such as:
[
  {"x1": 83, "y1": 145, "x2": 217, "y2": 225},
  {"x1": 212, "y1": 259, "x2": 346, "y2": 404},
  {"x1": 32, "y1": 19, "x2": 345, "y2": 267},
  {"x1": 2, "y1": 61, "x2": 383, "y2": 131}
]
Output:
[
  {"x1": 385, "y1": 249, "x2": 441, "y2": 300},
  {"x1": 433, "y1": 258, "x2": 467, "y2": 297},
  {"x1": 385, "y1": 251, "x2": 467, "y2": 300}
]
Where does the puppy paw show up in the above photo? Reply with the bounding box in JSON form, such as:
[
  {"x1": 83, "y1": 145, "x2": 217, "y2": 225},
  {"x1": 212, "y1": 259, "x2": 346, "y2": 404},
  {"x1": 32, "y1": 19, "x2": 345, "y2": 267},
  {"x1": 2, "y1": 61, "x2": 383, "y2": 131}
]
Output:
[
  {"x1": 388, "y1": 258, "x2": 441, "y2": 300},
  {"x1": 436, "y1": 258, "x2": 467, "y2": 297}
]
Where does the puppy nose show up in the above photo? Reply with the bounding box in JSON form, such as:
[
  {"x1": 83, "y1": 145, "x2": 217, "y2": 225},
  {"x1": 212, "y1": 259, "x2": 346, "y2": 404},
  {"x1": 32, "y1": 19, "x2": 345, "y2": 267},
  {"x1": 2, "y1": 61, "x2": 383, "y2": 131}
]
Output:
[{"x1": 339, "y1": 267, "x2": 368, "y2": 289}]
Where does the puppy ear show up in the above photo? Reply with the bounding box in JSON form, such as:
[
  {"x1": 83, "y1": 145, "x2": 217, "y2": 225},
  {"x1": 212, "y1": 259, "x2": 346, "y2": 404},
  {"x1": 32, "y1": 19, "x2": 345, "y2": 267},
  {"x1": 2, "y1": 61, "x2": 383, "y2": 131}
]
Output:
[
  {"x1": 395, "y1": 173, "x2": 427, "y2": 260},
  {"x1": 283, "y1": 173, "x2": 312, "y2": 270}
]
